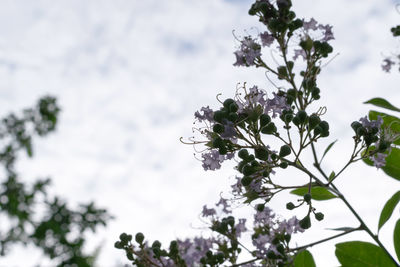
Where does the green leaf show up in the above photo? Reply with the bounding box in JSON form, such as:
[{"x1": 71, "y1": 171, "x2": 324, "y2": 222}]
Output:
[
  {"x1": 369, "y1": 110, "x2": 400, "y2": 145},
  {"x1": 395, "y1": 219, "x2": 400, "y2": 262},
  {"x1": 364, "y1": 98, "x2": 400, "y2": 112},
  {"x1": 320, "y1": 140, "x2": 337, "y2": 164},
  {"x1": 293, "y1": 250, "x2": 316, "y2": 267},
  {"x1": 378, "y1": 191, "x2": 400, "y2": 231},
  {"x1": 363, "y1": 148, "x2": 400, "y2": 181},
  {"x1": 290, "y1": 186, "x2": 337, "y2": 201},
  {"x1": 335, "y1": 241, "x2": 397, "y2": 267}
]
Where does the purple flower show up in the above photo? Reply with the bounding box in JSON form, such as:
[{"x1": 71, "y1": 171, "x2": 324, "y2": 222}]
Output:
[
  {"x1": 194, "y1": 106, "x2": 214, "y2": 122},
  {"x1": 231, "y1": 177, "x2": 243, "y2": 195},
  {"x1": 178, "y1": 237, "x2": 214, "y2": 265},
  {"x1": 201, "y1": 205, "x2": 216, "y2": 217},
  {"x1": 235, "y1": 218, "x2": 247, "y2": 238},
  {"x1": 318, "y1": 24, "x2": 334, "y2": 42},
  {"x1": 254, "y1": 207, "x2": 275, "y2": 225},
  {"x1": 303, "y1": 18, "x2": 318, "y2": 31},
  {"x1": 370, "y1": 152, "x2": 388, "y2": 168},
  {"x1": 220, "y1": 121, "x2": 237, "y2": 140},
  {"x1": 359, "y1": 116, "x2": 383, "y2": 131},
  {"x1": 250, "y1": 178, "x2": 262, "y2": 193},
  {"x1": 277, "y1": 217, "x2": 304, "y2": 235},
  {"x1": 233, "y1": 36, "x2": 262, "y2": 67},
  {"x1": 260, "y1": 31, "x2": 274, "y2": 47},
  {"x1": 265, "y1": 92, "x2": 290, "y2": 118},
  {"x1": 382, "y1": 58, "x2": 395, "y2": 73},
  {"x1": 201, "y1": 150, "x2": 224, "y2": 171},
  {"x1": 216, "y1": 197, "x2": 231, "y2": 214},
  {"x1": 293, "y1": 49, "x2": 307, "y2": 61}
]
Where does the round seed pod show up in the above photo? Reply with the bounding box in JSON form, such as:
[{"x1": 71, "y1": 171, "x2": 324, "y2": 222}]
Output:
[
  {"x1": 261, "y1": 122, "x2": 277, "y2": 134},
  {"x1": 238, "y1": 149, "x2": 249, "y2": 160},
  {"x1": 241, "y1": 176, "x2": 252, "y2": 186},
  {"x1": 303, "y1": 193, "x2": 312, "y2": 203},
  {"x1": 286, "y1": 202, "x2": 295, "y2": 210},
  {"x1": 299, "y1": 215, "x2": 311, "y2": 229},
  {"x1": 260, "y1": 114, "x2": 271, "y2": 127},
  {"x1": 255, "y1": 147, "x2": 269, "y2": 160},
  {"x1": 308, "y1": 114, "x2": 321, "y2": 129},
  {"x1": 229, "y1": 102, "x2": 239, "y2": 113},
  {"x1": 296, "y1": 110, "x2": 308, "y2": 124},
  {"x1": 135, "y1": 232, "x2": 144, "y2": 244},
  {"x1": 223, "y1": 98, "x2": 235, "y2": 109}
]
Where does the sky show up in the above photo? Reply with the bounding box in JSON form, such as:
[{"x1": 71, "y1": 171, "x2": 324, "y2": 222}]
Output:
[{"x1": 0, "y1": 0, "x2": 400, "y2": 266}]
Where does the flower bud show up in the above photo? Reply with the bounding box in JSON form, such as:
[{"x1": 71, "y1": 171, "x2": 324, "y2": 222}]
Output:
[
  {"x1": 213, "y1": 124, "x2": 224, "y2": 134},
  {"x1": 241, "y1": 176, "x2": 252, "y2": 186},
  {"x1": 299, "y1": 215, "x2": 311, "y2": 229},
  {"x1": 135, "y1": 232, "x2": 144, "y2": 244},
  {"x1": 303, "y1": 193, "x2": 311, "y2": 203},
  {"x1": 260, "y1": 114, "x2": 271, "y2": 127},
  {"x1": 315, "y1": 212, "x2": 324, "y2": 221},
  {"x1": 229, "y1": 103, "x2": 239, "y2": 113},
  {"x1": 261, "y1": 122, "x2": 277, "y2": 134},
  {"x1": 296, "y1": 110, "x2": 308, "y2": 124},
  {"x1": 279, "y1": 145, "x2": 291, "y2": 157},
  {"x1": 255, "y1": 147, "x2": 269, "y2": 160},
  {"x1": 223, "y1": 98, "x2": 235, "y2": 109},
  {"x1": 279, "y1": 161, "x2": 288, "y2": 169},
  {"x1": 243, "y1": 165, "x2": 256, "y2": 176},
  {"x1": 256, "y1": 203, "x2": 265, "y2": 211},
  {"x1": 114, "y1": 241, "x2": 124, "y2": 249},
  {"x1": 238, "y1": 149, "x2": 249, "y2": 160},
  {"x1": 286, "y1": 202, "x2": 295, "y2": 210},
  {"x1": 308, "y1": 114, "x2": 320, "y2": 129}
]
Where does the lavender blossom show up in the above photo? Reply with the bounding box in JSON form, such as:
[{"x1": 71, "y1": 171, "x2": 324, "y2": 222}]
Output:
[
  {"x1": 220, "y1": 121, "x2": 237, "y2": 140},
  {"x1": 178, "y1": 237, "x2": 214, "y2": 265},
  {"x1": 303, "y1": 18, "x2": 318, "y2": 31},
  {"x1": 359, "y1": 116, "x2": 383, "y2": 131},
  {"x1": 254, "y1": 207, "x2": 275, "y2": 225},
  {"x1": 318, "y1": 24, "x2": 334, "y2": 42},
  {"x1": 382, "y1": 58, "x2": 395, "y2": 72},
  {"x1": 293, "y1": 48, "x2": 307, "y2": 61},
  {"x1": 265, "y1": 92, "x2": 290, "y2": 118},
  {"x1": 370, "y1": 152, "x2": 388, "y2": 168},
  {"x1": 277, "y1": 217, "x2": 304, "y2": 235},
  {"x1": 195, "y1": 106, "x2": 214, "y2": 122},
  {"x1": 260, "y1": 31, "x2": 275, "y2": 47},
  {"x1": 233, "y1": 36, "x2": 262, "y2": 67},
  {"x1": 201, "y1": 150, "x2": 224, "y2": 171},
  {"x1": 216, "y1": 197, "x2": 231, "y2": 214},
  {"x1": 231, "y1": 177, "x2": 243, "y2": 195},
  {"x1": 201, "y1": 205, "x2": 216, "y2": 217},
  {"x1": 235, "y1": 218, "x2": 247, "y2": 238}
]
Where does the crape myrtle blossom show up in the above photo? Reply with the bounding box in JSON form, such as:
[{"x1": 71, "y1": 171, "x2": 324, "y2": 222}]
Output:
[
  {"x1": 194, "y1": 106, "x2": 214, "y2": 123},
  {"x1": 371, "y1": 152, "x2": 388, "y2": 169},
  {"x1": 177, "y1": 237, "x2": 215, "y2": 266},
  {"x1": 382, "y1": 58, "x2": 396, "y2": 72},
  {"x1": 201, "y1": 150, "x2": 234, "y2": 171},
  {"x1": 359, "y1": 115, "x2": 383, "y2": 131},
  {"x1": 233, "y1": 36, "x2": 262, "y2": 67},
  {"x1": 260, "y1": 31, "x2": 275, "y2": 47}
]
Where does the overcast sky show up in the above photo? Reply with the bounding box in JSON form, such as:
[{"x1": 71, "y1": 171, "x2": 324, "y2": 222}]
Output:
[{"x1": 1, "y1": 0, "x2": 400, "y2": 266}]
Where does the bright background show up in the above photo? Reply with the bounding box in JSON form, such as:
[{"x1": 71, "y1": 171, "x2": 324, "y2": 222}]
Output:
[{"x1": 1, "y1": 0, "x2": 400, "y2": 266}]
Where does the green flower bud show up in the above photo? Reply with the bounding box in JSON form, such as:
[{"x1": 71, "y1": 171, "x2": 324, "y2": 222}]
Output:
[
  {"x1": 243, "y1": 165, "x2": 256, "y2": 176},
  {"x1": 223, "y1": 98, "x2": 236, "y2": 109},
  {"x1": 279, "y1": 145, "x2": 291, "y2": 157},
  {"x1": 351, "y1": 121, "x2": 362, "y2": 133},
  {"x1": 286, "y1": 202, "x2": 295, "y2": 210},
  {"x1": 119, "y1": 233, "x2": 132, "y2": 243},
  {"x1": 292, "y1": 116, "x2": 300, "y2": 126},
  {"x1": 260, "y1": 114, "x2": 271, "y2": 127},
  {"x1": 227, "y1": 112, "x2": 238, "y2": 122},
  {"x1": 303, "y1": 193, "x2": 312, "y2": 203},
  {"x1": 238, "y1": 149, "x2": 249, "y2": 160},
  {"x1": 229, "y1": 103, "x2": 239, "y2": 113},
  {"x1": 255, "y1": 147, "x2": 269, "y2": 160},
  {"x1": 212, "y1": 137, "x2": 224, "y2": 148},
  {"x1": 126, "y1": 252, "x2": 134, "y2": 261},
  {"x1": 315, "y1": 212, "x2": 324, "y2": 221},
  {"x1": 279, "y1": 161, "x2": 288, "y2": 169},
  {"x1": 267, "y1": 250, "x2": 277, "y2": 259},
  {"x1": 213, "y1": 124, "x2": 224, "y2": 134},
  {"x1": 114, "y1": 241, "x2": 124, "y2": 249},
  {"x1": 319, "y1": 121, "x2": 329, "y2": 132},
  {"x1": 308, "y1": 114, "x2": 321, "y2": 129},
  {"x1": 314, "y1": 125, "x2": 322, "y2": 136},
  {"x1": 378, "y1": 141, "x2": 390, "y2": 152},
  {"x1": 135, "y1": 232, "x2": 144, "y2": 244},
  {"x1": 152, "y1": 240, "x2": 161, "y2": 248},
  {"x1": 241, "y1": 176, "x2": 252, "y2": 186},
  {"x1": 256, "y1": 203, "x2": 265, "y2": 211},
  {"x1": 296, "y1": 110, "x2": 308, "y2": 124},
  {"x1": 218, "y1": 146, "x2": 227, "y2": 155},
  {"x1": 261, "y1": 122, "x2": 277, "y2": 134},
  {"x1": 284, "y1": 113, "x2": 293, "y2": 123},
  {"x1": 299, "y1": 215, "x2": 311, "y2": 229}
]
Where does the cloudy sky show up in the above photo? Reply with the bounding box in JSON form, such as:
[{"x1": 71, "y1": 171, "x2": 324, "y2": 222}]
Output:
[{"x1": 1, "y1": 0, "x2": 400, "y2": 266}]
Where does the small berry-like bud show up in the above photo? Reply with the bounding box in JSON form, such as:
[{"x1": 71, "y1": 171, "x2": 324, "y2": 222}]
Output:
[
  {"x1": 296, "y1": 110, "x2": 308, "y2": 124},
  {"x1": 223, "y1": 98, "x2": 235, "y2": 109},
  {"x1": 260, "y1": 114, "x2": 271, "y2": 127},
  {"x1": 152, "y1": 240, "x2": 162, "y2": 249},
  {"x1": 308, "y1": 114, "x2": 321, "y2": 129},
  {"x1": 255, "y1": 147, "x2": 269, "y2": 160},
  {"x1": 241, "y1": 176, "x2": 252, "y2": 186},
  {"x1": 256, "y1": 204, "x2": 265, "y2": 211},
  {"x1": 213, "y1": 124, "x2": 224, "y2": 134},
  {"x1": 303, "y1": 193, "x2": 312, "y2": 203},
  {"x1": 299, "y1": 215, "x2": 311, "y2": 229},
  {"x1": 135, "y1": 232, "x2": 144, "y2": 244},
  {"x1": 279, "y1": 161, "x2": 288, "y2": 169},
  {"x1": 286, "y1": 202, "x2": 295, "y2": 210},
  {"x1": 315, "y1": 212, "x2": 324, "y2": 221},
  {"x1": 238, "y1": 149, "x2": 249, "y2": 160},
  {"x1": 279, "y1": 145, "x2": 291, "y2": 157},
  {"x1": 114, "y1": 241, "x2": 124, "y2": 249},
  {"x1": 243, "y1": 165, "x2": 256, "y2": 176},
  {"x1": 229, "y1": 102, "x2": 239, "y2": 113},
  {"x1": 261, "y1": 122, "x2": 277, "y2": 134}
]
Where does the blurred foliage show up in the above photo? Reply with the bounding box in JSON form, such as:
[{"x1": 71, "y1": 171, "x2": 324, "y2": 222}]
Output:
[{"x1": 0, "y1": 96, "x2": 111, "y2": 266}]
